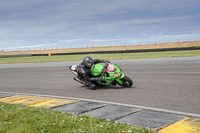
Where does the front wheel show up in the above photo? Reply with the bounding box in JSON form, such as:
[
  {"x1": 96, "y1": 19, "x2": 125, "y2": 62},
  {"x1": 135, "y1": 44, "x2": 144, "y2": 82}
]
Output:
[{"x1": 120, "y1": 76, "x2": 133, "y2": 87}]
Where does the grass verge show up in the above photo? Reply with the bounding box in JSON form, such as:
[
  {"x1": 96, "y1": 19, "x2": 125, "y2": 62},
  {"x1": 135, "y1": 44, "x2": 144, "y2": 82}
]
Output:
[
  {"x1": 0, "y1": 50, "x2": 200, "y2": 64},
  {"x1": 0, "y1": 102, "x2": 155, "y2": 133}
]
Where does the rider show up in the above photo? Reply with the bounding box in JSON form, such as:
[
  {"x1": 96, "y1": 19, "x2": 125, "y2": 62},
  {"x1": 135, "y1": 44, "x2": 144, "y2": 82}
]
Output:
[{"x1": 74, "y1": 56, "x2": 110, "y2": 90}]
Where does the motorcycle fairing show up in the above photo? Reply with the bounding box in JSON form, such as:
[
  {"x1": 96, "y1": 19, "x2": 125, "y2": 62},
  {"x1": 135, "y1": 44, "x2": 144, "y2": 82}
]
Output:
[{"x1": 69, "y1": 65, "x2": 78, "y2": 75}]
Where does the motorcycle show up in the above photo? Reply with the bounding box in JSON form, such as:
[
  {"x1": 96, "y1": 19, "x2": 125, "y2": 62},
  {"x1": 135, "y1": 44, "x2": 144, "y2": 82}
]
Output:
[{"x1": 69, "y1": 63, "x2": 133, "y2": 88}]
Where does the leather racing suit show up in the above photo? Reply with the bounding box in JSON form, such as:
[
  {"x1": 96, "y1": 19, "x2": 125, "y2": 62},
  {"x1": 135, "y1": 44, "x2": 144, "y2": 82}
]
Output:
[{"x1": 75, "y1": 59, "x2": 110, "y2": 89}]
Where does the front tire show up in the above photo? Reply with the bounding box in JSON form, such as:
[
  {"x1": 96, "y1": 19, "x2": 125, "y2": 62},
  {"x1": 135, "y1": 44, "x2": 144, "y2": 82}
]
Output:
[{"x1": 120, "y1": 76, "x2": 133, "y2": 87}]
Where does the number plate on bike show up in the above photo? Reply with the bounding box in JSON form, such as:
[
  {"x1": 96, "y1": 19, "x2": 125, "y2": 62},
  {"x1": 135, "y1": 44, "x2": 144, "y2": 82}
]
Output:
[{"x1": 106, "y1": 64, "x2": 116, "y2": 72}]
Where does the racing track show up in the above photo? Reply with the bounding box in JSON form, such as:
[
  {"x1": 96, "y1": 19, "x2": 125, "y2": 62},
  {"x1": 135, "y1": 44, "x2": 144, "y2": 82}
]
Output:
[{"x1": 0, "y1": 56, "x2": 200, "y2": 114}]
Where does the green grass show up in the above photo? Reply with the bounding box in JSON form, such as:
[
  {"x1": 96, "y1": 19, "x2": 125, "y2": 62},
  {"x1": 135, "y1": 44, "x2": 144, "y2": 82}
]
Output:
[
  {"x1": 0, "y1": 50, "x2": 200, "y2": 64},
  {"x1": 0, "y1": 102, "x2": 155, "y2": 133}
]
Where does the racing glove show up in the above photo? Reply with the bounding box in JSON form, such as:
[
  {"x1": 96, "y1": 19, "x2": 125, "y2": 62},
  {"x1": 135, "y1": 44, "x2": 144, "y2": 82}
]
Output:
[{"x1": 104, "y1": 60, "x2": 110, "y2": 63}]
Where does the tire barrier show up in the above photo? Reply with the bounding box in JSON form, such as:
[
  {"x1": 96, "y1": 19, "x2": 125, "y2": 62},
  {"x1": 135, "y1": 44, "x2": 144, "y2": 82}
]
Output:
[
  {"x1": 1, "y1": 46, "x2": 200, "y2": 58},
  {"x1": 0, "y1": 54, "x2": 32, "y2": 58}
]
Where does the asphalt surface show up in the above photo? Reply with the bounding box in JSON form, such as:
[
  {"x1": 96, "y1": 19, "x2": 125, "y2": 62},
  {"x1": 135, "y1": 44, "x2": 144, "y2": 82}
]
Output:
[{"x1": 0, "y1": 56, "x2": 200, "y2": 114}]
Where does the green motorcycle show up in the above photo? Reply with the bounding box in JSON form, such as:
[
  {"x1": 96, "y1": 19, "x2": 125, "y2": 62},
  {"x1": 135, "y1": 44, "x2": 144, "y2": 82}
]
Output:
[{"x1": 69, "y1": 63, "x2": 133, "y2": 88}]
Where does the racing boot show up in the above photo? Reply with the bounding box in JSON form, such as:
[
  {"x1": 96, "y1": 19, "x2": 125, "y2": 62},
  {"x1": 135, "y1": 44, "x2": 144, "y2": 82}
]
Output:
[
  {"x1": 74, "y1": 77, "x2": 96, "y2": 89},
  {"x1": 88, "y1": 77, "x2": 103, "y2": 81}
]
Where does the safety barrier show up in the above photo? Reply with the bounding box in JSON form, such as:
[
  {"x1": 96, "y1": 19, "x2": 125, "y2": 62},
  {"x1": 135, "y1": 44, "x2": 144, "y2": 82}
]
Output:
[
  {"x1": 0, "y1": 54, "x2": 32, "y2": 58},
  {"x1": 1, "y1": 46, "x2": 200, "y2": 58}
]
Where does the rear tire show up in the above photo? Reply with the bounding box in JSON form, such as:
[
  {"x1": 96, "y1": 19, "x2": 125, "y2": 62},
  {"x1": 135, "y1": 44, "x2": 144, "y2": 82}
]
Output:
[{"x1": 120, "y1": 76, "x2": 133, "y2": 87}]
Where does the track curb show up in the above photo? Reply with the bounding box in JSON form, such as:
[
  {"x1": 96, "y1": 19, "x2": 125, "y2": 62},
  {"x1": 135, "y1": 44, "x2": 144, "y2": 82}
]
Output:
[{"x1": 1, "y1": 92, "x2": 200, "y2": 132}]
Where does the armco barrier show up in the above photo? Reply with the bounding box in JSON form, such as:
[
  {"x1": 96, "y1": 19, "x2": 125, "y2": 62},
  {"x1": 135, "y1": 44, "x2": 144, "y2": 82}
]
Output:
[
  {"x1": 45, "y1": 46, "x2": 200, "y2": 56},
  {"x1": 1, "y1": 46, "x2": 200, "y2": 58}
]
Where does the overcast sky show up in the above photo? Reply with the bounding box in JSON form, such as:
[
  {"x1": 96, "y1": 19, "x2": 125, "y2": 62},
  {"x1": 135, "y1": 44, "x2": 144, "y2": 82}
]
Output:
[{"x1": 0, "y1": 0, "x2": 200, "y2": 50}]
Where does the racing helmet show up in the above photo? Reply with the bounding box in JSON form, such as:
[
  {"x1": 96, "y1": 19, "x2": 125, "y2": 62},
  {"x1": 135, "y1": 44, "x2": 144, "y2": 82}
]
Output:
[{"x1": 83, "y1": 56, "x2": 94, "y2": 68}]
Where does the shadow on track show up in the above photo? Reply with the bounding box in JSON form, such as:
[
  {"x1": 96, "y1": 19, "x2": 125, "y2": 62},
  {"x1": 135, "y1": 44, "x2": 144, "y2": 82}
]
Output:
[{"x1": 80, "y1": 85, "x2": 135, "y2": 90}]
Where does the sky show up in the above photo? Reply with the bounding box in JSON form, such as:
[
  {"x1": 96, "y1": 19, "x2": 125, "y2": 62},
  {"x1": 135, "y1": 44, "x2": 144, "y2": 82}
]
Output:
[{"x1": 0, "y1": 0, "x2": 200, "y2": 51}]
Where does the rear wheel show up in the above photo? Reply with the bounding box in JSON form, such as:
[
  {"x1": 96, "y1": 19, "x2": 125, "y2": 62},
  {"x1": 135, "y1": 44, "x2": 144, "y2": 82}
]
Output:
[{"x1": 120, "y1": 76, "x2": 133, "y2": 87}]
